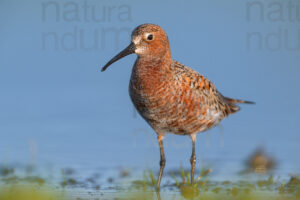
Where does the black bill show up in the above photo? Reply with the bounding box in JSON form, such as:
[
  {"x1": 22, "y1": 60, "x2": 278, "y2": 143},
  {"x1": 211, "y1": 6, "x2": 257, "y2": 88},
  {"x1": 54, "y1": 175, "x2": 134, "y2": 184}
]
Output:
[{"x1": 101, "y1": 42, "x2": 136, "y2": 72}]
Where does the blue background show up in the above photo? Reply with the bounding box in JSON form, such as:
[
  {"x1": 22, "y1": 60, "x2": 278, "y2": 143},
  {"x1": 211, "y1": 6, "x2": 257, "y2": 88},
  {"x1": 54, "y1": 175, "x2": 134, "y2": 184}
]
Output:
[{"x1": 0, "y1": 0, "x2": 299, "y2": 178}]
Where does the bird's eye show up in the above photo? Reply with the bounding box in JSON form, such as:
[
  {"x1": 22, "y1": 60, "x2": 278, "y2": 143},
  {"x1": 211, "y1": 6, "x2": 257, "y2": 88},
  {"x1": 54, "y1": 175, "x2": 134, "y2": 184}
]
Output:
[{"x1": 146, "y1": 34, "x2": 154, "y2": 41}]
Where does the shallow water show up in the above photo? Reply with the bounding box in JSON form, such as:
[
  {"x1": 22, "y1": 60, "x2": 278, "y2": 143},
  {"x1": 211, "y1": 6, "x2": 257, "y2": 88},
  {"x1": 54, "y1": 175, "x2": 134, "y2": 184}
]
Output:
[
  {"x1": 1, "y1": 164, "x2": 300, "y2": 200},
  {"x1": 1, "y1": 0, "x2": 300, "y2": 199}
]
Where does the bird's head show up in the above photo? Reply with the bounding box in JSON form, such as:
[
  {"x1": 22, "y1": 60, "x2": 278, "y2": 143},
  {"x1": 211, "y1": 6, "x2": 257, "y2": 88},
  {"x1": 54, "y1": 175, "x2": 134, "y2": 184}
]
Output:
[{"x1": 101, "y1": 24, "x2": 170, "y2": 72}]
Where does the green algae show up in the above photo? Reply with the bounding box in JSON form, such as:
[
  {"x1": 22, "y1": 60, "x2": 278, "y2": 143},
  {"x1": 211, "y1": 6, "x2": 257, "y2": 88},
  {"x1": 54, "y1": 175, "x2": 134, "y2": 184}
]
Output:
[{"x1": 1, "y1": 164, "x2": 300, "y2": 200}]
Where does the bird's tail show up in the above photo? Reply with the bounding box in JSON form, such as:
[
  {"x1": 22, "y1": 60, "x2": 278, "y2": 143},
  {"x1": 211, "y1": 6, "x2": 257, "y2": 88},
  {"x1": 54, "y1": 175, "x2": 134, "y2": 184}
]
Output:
[
  {"x1": 223, "y1": 96, "x2": 255, "y2": 114},
  {"x1": 224, "y1": 97, "x2": 255, "y2": 105}
]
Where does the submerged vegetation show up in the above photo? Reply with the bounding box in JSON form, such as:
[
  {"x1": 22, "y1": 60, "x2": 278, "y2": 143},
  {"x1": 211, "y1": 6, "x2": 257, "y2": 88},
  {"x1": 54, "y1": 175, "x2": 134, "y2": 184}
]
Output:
[
  {"x1": 0, "y1": 164, "x2": 300, "y2": 200},
  {"x1": 128, "y1": 167, "x2": 300, "y2": 200},
  {"x1": 0, "y1": 184, "x2": 63, "y2": 200},
  {"x1": 0, "y1": 165, "x2": 63, "y2": 200}
]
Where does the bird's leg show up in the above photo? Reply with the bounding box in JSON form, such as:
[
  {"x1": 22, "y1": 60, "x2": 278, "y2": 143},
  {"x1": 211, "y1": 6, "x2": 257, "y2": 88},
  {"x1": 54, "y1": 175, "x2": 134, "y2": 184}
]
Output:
[
  {"x1": 155, "y1": 190, "x2": 162, "y2": 200},
  {"x1": 156, "y1": 135, "x2": 166, "y2": 191},
  {"x1": 190, "y1": 134, "x2": 196, "y2": 184}
]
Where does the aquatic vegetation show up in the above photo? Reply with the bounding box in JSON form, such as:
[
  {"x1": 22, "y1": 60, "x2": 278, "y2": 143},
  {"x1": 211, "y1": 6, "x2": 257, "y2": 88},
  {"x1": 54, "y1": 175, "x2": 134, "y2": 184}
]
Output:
[
  {"x1": 61, "y1": 168, "x2": 78, "y2": 187},
  {"x1": 128, "y1": 167, "x2": 300, "y2": 199},
  {"x1": 132, "y1": 170, "x2": 157, "y2": 191},
  {"x1": 1, "y1": 164, "x2": 300, "y2": 200},
  {"x1": 170, "y1": 167, "x2": 212, "y2": 198},
  {"x1": 1, "y1": 175, "x2": 46, "y2": 186},
  {"x1": 0, "y1": 184, "x2": 64, "y2": 200}
]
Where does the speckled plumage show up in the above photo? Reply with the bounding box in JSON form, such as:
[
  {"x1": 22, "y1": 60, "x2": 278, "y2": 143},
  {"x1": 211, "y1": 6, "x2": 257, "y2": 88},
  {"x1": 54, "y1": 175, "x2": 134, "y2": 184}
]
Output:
[
  {"x1": 130, "y1": 59, "x2": 238, "y2": 136},
  {"x1": 128, "y1": 24, "x2": 249, "y2": 137},
  {"x1": 102, "y1": 24, "x2": 254, "y2": 190}
]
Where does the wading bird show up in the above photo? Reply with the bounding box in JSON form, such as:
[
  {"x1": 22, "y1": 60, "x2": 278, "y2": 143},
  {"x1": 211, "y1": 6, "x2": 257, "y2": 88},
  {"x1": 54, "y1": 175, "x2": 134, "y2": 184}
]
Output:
[{"x1": 101, "y1": 24, "x2": 254, "y2": 190}]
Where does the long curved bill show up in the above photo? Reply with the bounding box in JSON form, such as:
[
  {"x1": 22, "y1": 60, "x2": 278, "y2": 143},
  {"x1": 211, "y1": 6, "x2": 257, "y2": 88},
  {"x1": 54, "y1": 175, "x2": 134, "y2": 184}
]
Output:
[{"x1": 101, "y1": 42, "x2": 136, "y2": 72}]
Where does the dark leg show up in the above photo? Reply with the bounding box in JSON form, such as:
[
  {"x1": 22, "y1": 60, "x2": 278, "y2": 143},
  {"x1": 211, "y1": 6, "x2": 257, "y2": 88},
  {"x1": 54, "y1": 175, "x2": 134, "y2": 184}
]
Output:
[
  {"x1": 155, "y1": 190, "x2": 162, "y2": 200},
  {"x1": 156, "y1": 135, "x2": 166, "y2": 191},
  {"x1": 190, "y1": 135, "x2": 196, "y2": 184}
]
